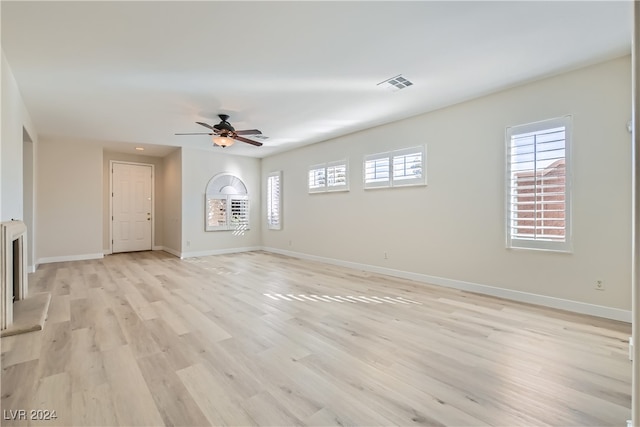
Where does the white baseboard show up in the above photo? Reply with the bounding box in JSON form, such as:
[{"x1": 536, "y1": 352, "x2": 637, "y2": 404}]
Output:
[
  {"x1": 180, "y1": 246, "x2": 262, "y2": 259},
  {"x1": 262, "y1": 247, "x2": 631, "y2": 323},
  {"x1": 161, "y1": 246, "x2": 181, "y2": 258},
  {"x1": 37, "y1": 253, "x2": 104, "y2": 265},
  {"x1": 103, "y1": 246, "x2": 180, "y2": 258},
  {"x1": 104, "y1": 245, "x2": 163, "y2": 255},
  {"x1": 101, "y1": 245, "x2": 260, "y2": 260},
  {"x1": 27, "y1": 264, "x2": 37, "y2": 273}
]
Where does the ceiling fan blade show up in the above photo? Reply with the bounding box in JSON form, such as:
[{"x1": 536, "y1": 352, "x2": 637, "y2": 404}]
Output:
[
  {"x1": 196, "y1": 121, "x2": 216, "y2": 131},
  {"x1": 235, "y1": 129, "x2": 262, "y2": 136},
  {"x1": 234, "y1": 135, "x2": 263, "y2": 147},
  {"x1": 175, "y1": 132, "x2": 213, "y2": 135}
]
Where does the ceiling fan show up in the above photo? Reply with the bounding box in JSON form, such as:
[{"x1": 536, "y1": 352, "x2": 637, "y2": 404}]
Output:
[{"x1": 176, "y1": 114, "x2": 263, "y2": 147}]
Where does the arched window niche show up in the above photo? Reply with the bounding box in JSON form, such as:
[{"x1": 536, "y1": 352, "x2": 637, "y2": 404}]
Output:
[{"x1": 205, "y1": 173, "x2": 250, "y2": 232}]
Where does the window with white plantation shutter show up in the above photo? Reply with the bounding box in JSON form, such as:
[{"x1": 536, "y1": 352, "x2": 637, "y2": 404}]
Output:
[
  {"x1": 206, "y1": 197, "x2": 228, "y2": 230},
  {"x1": 506, "y1": 116, "x2": 571, "y2": 252},
  {"x1": 267, "y1": 171, "x2": 282, "y2": 230},
  {"x1": 392, "y1": 147, "x2": 424, "y2": 186},
  {"x1": 326, "y1": 160, "x2": 348, "y2": 190},
  {"x1": 364, "y1": 146, "x2": 426, "y2": 189},
  {"x1": 308, "y1": 161, "x2": 349, "y2": 193},
  {"x1": 229, "y1": 197, "x2": 249, "y2": 227},
  {"x1": 205, "y1": 173, "x2": 250, "y2": 233},
  {"x1": 308, "y1": 165, "x2": 326, "y2": 193},
  {"x1": 364, "y1": 153, "x2": 391, "y2": 188}
]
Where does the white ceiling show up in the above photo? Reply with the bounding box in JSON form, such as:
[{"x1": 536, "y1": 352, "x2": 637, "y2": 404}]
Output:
[{"x1": 1, "y1": 1, "x2": 632, "y2": 158}]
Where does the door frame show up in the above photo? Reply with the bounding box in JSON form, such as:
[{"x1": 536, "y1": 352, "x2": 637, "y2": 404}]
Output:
[{"x1": 109, "y1": 160, "x2": 155, "y2": 254}]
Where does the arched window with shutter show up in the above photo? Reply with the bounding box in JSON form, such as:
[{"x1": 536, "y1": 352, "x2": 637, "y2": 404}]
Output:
[{"x1": 205, "y1": 173, "x2": 249, "y2": 232}]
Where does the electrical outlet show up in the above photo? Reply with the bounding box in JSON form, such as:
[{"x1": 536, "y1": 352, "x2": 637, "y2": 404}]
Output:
[
  {"x1": 384, "y1": 252, "x2": 388, "y2": 260},
  {"x1": 186, "y1": 240, "x2": 191, "y2": 247},
  {"x1": 288, "y1": 240, "x2": 292, "y2": 246},
  {"x1": 595, "y1": 280, "x2": 605, "y2": 291}
]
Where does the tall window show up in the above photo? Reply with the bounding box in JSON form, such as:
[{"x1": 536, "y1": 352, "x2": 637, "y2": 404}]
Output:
[
  {"x1": 364, "y1": 146, "x2": 426, "y2": 189},
  {"x1": 267, "y1": 171, "x2": 282, "y2": 230},
  {"x1": 308, "y1": 160, "x2": 348, "y2": 193},
  {"x1": 506, "y1": 116, "x2": 571, "y2": 251}
]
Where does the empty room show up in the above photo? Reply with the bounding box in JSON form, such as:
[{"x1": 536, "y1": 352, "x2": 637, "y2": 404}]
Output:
[{"x1": 1, "y1": 1, "x2": 637, "y2": 426}]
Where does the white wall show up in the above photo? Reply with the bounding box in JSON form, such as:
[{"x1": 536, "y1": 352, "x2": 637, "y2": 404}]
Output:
[
  {"x1": 262, "y1": 56, "x2": 632, "y2": 315},
  {"x1": 181, "y1": 147, "x2": 262, "y2": 257},
  {"x1": 162, "y1": 148, "x2": 182, "y2": 256},
  {"x1": 36, "y1": 138, "x2": 103, "y2": 262},
  {"x1": 102, "y1": 150, "x2": 166, "y2": 253},
  {"x1": 2, "y1": 51, "x2": 38, "y2": 271},
  {"x1": 1, "y1": 51, "x2": 37, "y2": 222}
]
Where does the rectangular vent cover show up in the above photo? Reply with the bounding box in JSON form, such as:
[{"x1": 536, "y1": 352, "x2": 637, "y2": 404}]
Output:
[{"x1": 377, "y1": 74, "x2": 413, "y2": 92}]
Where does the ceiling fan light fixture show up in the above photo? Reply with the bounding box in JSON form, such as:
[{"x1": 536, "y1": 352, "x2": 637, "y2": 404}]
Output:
[{"x1": 213, "y1": 135, "x2": 235, "y2": 148}]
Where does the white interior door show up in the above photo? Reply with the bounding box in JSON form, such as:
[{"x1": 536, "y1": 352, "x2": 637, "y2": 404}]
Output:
[{"x1": 112, "y1": 163, "x2": 152, "y2": 253}]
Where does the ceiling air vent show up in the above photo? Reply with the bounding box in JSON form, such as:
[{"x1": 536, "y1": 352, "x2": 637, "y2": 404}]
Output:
[{"x1": 377, "y1": 74, "x2": 413, "y2": 92}]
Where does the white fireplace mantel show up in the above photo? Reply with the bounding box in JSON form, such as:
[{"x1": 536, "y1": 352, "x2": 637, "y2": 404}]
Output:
[{"x1": 1, "y1": 220, "x2": 28, "y2": 330}]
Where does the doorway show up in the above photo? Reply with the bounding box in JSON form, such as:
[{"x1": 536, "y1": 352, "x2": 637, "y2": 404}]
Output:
[{"x1": 111, "y1": 162, "x2": 153, "y2": 253}]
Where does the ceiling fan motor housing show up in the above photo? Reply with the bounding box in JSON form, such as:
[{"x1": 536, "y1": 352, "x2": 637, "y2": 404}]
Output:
[{"x1": 216, "y1": 114, "x2": 235, "y2": 132}]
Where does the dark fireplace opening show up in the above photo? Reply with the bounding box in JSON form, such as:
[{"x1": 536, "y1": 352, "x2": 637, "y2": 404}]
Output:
[{"x1": 12, "y1": 238, "x2": 19, "y2": 302}]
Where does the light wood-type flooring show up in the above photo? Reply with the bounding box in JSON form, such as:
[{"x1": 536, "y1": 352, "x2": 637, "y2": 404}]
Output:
[{"x1": 0, "y1": 250, "x2": 632, "y2": 426}]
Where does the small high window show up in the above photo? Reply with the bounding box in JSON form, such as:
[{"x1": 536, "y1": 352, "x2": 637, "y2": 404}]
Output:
[
  {"x1": 364, "y1": 146, "x2": 426, "y2": 189},
  {"x1": 308, "y1": 160, "x2": 349, "y2": 193}
]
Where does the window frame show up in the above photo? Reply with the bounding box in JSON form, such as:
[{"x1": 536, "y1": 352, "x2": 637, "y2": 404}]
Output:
[
  {"x1": 308, "y1": 160, "x2": 349, "y2": 193},
  {"x1": 204, "y1": 173, "x2": 250, "y2": 232},
  {"x1": 364, "y1": 145, "x2": 426, "y2": 189},
  {"x1": 267, "y1": 171, "x2": 282, "y2": 230},
  {"x1": 229, "y1": 196, "x2": 250, "y2": 230},
  {"x1": 391, "y1": 146, "x2": 426, "y2": 187},
  {"x1": 308, "y1": 164, "x2": 327, "y2": 193},
  {"x1": 325, "y1": 160, "x2": 349, "y2": 191},
  {"x1": 363, "y1": 151, "x2": 391, "y2": 189},
  {"x1": 205, "y1": 194, "x2": 249, "y2": 232},
  {"x1": 505, "y1": 116, "x2": 572, "y2": 252}
]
